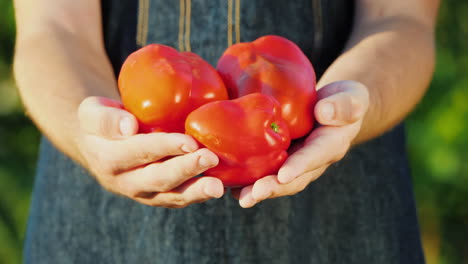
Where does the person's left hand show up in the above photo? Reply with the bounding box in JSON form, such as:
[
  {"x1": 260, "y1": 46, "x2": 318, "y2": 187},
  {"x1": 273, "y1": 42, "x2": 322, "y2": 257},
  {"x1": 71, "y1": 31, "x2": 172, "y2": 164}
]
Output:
[{"x1": 233, "y1": 80, "x2": 370, "y2": 208}]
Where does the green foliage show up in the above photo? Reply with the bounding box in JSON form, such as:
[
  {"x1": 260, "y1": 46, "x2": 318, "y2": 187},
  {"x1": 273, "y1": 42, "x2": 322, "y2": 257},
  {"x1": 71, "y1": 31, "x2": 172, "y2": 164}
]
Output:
[
  {"x1": 0, "y1": 0, "x2": 467, "y2": 263},
  {"x1": 0, "y1": 0, "x2": 15, "y2": 79},
  {"x1": 1, "y1": 2, "x2": 39, "y2": 263},
  {"x1": 407, "y1": 0, "x2": 468, "y2": 262},
  {"x1": 0, "y1": 114, "x2": 39, "y2": 264}
]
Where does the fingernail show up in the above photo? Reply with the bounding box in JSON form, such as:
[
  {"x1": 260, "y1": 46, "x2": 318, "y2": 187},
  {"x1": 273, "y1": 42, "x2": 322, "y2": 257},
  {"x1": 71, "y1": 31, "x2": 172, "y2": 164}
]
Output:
[
  {"x1": 278, "y1": 168, "x2": 296, "y2": 184},
  {"x1": 199, "y1": 156, "x2": 214, "y2": 168},
  {"x1": 204, "y1": 185, "x2": 223, "y2": 198},
  {"x1": 321, "y1": 103, "x2": 335, "y2": 122},
  {"x1": 181, "y1": 144, "x2": 196, "y2": 153},
  {"x1": 119, "y1": 117, "x2": 134, "y2": 137},
  {"x1": 239, "y1": 195, "x2": 256, "y2": 208}
]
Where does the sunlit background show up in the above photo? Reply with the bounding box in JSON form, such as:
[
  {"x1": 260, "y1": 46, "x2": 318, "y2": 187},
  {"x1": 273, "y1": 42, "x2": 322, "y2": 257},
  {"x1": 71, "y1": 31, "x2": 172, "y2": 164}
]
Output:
[{"x1": 1, "y1": 1, "x2": 467, "y2": 263}]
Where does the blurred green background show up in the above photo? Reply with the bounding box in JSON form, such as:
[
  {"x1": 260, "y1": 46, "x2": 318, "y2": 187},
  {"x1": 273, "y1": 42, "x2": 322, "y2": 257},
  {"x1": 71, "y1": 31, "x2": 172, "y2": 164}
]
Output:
[{"x1": 0, "y1": 1, "x2": 467, "y2": 263}]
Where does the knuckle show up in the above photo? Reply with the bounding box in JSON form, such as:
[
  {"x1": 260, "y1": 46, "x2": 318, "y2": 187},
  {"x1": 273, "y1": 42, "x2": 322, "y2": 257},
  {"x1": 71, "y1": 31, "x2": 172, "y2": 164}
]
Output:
[
  {"x1": 102, "y1": 170, "x2": 123, "y2": 186},
  {"x1": 87, "y1": 160, "x2": 111, "y2": 178},
  {"x1": 125, "y1": 186, "x2": 143, "y2": 199},
  {"x1": 335, "y1": 95, "x2": 354, "y2": 123},
  {"x1": 182, "y1": 166, "x2": 197, "y2": 177},
  {"x1": 168, "y1": 196, "x2": 188, "y2": 208},
  {"x1": 93, "y1": 151, "x2": 119, "y2": 175},
  {"x1": 268, "y1": 189, "x2": 279, "y2": 199},
  {"x1": 145, "y1": 165, "x2": 176, "y2": 192},
  {"x1": 332, "y1": 137, "x2": 349, "y2": 161},
  {"x1": 95, "y1": 173, "x2": 120, "y2": 194},
  {"x1": 329, "y1": 154, "x2": 341, "y2": 164},
  {"x1": 337, "y1": 149, "x2": 348, "y2": 161},
  {"x1": 135, "y1": 150, "x2": 155, "y2": 164},
  {"x1": 339, "y1": 141, "x2": 351, "y2": 159},
  {"x1": 98, "y1": 112, "x2": 115, "y2": 136},
  {"x1": 152, "y1": 177, "x2": 172, "y2": 192},
  {"x1": 149, "y1": 133, "x2": 177, "y2": 146},
  {"x1": 286, "y1": 184, "x2": 307, "y2": 197},
  {"x1": 296, "y1": 182, "x2": 309, "y2": 194},
  {"x1": 179, "y1": 158, "x2": 199, "y2": 177},
  {"x1": 97, "y1": 178, "x2": 115, "y2": 193},
  {"x1": 330, "y1": 147, "x2": 348, "y2": 164}
]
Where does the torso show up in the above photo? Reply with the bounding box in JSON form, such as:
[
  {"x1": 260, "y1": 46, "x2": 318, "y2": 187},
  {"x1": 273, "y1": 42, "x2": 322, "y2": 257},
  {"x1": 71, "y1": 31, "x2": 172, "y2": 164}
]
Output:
[{"x1": 23, "y1": 1, "x2": 425, "y2": 263}]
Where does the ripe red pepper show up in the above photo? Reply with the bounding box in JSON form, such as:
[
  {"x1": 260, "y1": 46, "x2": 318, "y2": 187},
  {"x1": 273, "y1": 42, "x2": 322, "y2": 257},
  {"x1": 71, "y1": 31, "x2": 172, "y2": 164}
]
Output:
[
  {"x1": 185, "y1": 93, "x2": 291, "y2": 187},
  {"x1": 118, "y1": 44, "x2": 228, "y2": 133},
  {"x1": 217, "y1": 35, "x2": 317, "y2": 139}
]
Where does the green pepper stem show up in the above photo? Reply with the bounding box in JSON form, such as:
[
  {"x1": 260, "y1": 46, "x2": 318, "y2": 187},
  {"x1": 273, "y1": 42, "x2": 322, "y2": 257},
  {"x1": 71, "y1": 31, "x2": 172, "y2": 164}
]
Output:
[{"x1": 271, "y1": 122, "x2": 279, "y2": 133}]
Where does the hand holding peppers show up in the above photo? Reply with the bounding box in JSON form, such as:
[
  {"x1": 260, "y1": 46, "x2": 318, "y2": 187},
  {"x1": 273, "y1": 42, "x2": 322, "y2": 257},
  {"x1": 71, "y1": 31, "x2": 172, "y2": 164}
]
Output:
[
  {"x1": 118, "y1": 36, "x2": 321, "y2": 193},
  {"x1": 235, "y1": 81, "x2": 369, "y2": 208}
]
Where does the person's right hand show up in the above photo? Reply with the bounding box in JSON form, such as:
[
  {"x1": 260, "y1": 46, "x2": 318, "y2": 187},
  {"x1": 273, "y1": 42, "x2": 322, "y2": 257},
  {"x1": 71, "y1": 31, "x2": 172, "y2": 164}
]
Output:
[{"x1": 76, "y1": 96, "x2": 224, "y2": 208}]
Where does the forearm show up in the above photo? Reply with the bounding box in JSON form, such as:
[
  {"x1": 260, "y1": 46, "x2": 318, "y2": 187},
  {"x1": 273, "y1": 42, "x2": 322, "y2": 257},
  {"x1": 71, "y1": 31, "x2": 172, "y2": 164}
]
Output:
[
  {"x1": 14, "y1": 23, "x2": 118, "y2": 163},
  {"x1": 318, "y1": 17, "x2": 435, "y2": 144}
]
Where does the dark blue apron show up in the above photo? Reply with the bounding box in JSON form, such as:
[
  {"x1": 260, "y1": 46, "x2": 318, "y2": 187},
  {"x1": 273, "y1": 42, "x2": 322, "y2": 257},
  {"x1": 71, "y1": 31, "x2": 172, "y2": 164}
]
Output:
[{"x1": 24, "y1": 1, "x2": 425, "y2": 263}]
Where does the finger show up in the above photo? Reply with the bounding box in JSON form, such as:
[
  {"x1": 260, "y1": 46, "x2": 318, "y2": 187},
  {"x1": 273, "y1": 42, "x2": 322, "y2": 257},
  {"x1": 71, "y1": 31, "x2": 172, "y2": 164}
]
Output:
[
  {"x1": 109, "y1": 132, "x2": 199, "y2": 171},
  {"x1": 277, "y1": 126, "x2": 353, "y2": 184},
  {"x1": 119, "y1": 148, "x2": 219, "y2": 194},
  {"x1": 315, "y1": 93, "x2": 363, "y2": 126},
  {"x1": 251, "y1": 175, "x2": 279, "y2": 201},
  {"x1": 315, "y1": 80, "x2": 369, "y2": 126},
  {"x1": 135, "y1": 176, "x2": 224, "y2": 208},
  {"x1": 78, "y1": 96, "x2": 138, "y2": 139},
  {"x1": 249, "y1": 168, "x2": 326, "y2": 205},
  {"x1": 238, "y1": 185, "x2": 257, "y2": 208}
]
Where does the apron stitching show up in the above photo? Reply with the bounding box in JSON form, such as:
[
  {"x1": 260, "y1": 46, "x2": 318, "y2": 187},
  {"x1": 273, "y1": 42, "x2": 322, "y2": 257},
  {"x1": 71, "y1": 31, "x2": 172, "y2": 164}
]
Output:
[
  {"x1": 178, "y1": 0, "x2": 185, "y2": 51},
  {"x1": 142, "y1": 0, "x2": 149, "y2": 45},
  {"x1": 184, "y1": 0, "x2": 192, "y2": 52},
  {"x1": 227, "y1": 0, "x2": 233, "y2": 47},
  {"x1": 136, "y1": 0, "x2": 143, "y2": 45},
  {"x1": 136, "y1": 0, "x2": 149, "y2": 46},
  {"x1": 235, "y1": 0, "x2": 241, "y2": 44}
]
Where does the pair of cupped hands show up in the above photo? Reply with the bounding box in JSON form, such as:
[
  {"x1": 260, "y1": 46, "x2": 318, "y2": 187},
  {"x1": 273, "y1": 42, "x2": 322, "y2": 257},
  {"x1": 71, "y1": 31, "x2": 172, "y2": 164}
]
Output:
[{"x1": 77, "y1": 80, "x2": 369, "y2": 208}]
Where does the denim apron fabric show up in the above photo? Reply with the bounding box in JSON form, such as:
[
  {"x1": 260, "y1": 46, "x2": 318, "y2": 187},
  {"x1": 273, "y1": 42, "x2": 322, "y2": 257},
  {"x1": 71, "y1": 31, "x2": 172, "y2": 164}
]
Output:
[{"x1": 23, "y1": 1, "x2": 425, "y2": 263}]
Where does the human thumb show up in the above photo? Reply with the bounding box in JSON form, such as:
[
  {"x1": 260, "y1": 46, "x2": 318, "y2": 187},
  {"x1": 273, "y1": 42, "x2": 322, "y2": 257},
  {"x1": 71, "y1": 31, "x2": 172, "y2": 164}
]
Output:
[
  {"x1": 78, "y1": 96, "x2": 138, "y2": 139},
  {"x1": 315, "y1": 80, "x2": 369, "y2": 126}
]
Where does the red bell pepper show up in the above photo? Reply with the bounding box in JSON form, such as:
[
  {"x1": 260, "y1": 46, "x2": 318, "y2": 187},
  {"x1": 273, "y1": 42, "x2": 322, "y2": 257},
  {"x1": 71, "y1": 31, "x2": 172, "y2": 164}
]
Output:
[
  {"x1": 185, "y1": 93, "x2": 291, "y2": 187},
  {"x1": 217, "y1": 35, "x2": 317, "y2": 139},
  {"x1": 118, "y1": 44, "x2": 228, "y2": 133}
]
